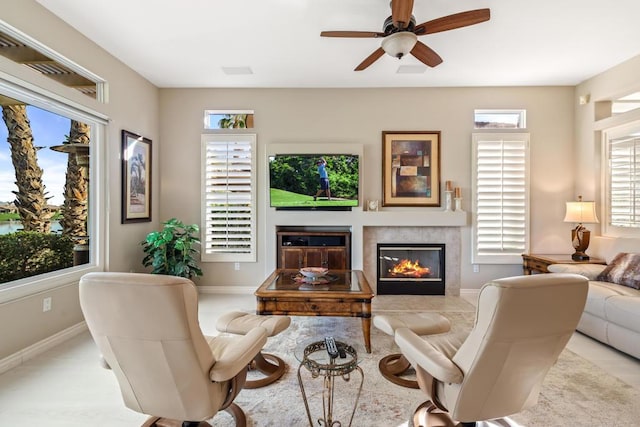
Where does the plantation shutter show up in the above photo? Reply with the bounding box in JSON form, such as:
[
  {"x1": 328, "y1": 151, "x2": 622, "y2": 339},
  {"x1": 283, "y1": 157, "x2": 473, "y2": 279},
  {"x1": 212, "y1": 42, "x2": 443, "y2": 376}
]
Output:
[
  {"x1": 472, "y1": 133, "x2": 530, "y2": 264},
  {"x1": 201, "y1": 134, "x2": 256, "y2": 262},
  {"x1": 608, "y1": 135, "x2": 640, "y2": 227}
]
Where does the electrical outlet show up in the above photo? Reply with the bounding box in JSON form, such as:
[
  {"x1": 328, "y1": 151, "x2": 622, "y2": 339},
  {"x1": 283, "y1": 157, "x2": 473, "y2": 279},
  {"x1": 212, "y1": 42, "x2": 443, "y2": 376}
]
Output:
[
  {"x1": 234, "y1": 262, "x2": 240, "y2": 271},
  {"x1": 473, "y1": 264, "x2": 480, "y2": 273},
  {"x1": 43, "y1": 297, "x2": 52, "y2": 312}
]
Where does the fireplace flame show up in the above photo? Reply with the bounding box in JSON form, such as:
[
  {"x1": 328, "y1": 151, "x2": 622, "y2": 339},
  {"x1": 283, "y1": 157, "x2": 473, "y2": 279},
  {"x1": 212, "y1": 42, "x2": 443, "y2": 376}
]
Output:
[{"x1": 389, "y1": 259, "x2": 431, "y2": 278}]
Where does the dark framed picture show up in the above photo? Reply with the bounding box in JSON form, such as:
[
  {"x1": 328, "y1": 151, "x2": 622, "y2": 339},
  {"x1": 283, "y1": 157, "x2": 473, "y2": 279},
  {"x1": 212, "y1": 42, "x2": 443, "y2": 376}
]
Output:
[
  {"x1": 121, "y1": 130, "x2": 151, "y2": 223},
  {"x1": 382, "y1": 131, "x2": 441, "y2": 207}
]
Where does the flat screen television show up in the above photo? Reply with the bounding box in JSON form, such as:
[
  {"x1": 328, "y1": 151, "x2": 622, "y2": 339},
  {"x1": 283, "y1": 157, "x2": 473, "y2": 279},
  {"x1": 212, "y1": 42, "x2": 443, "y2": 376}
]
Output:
[{"x1": 269, "y1": 153, "x2": 359, "y2": 210}]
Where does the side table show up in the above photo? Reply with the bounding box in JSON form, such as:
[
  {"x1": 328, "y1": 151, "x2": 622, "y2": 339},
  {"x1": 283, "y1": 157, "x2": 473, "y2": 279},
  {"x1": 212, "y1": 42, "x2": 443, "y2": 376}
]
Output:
[
  {"x1": 522, "y1": 253, "x2": 606, "y2": 275},
  {"x1": 296, "y1": 338, "x2": 364, "y2": 427}
]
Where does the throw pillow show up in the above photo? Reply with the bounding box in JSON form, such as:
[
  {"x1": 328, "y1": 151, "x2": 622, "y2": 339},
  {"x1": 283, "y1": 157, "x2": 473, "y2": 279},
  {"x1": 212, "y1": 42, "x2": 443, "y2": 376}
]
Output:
[{"x1": 596, "y1": 252, "x2": 640, "y2": 290}]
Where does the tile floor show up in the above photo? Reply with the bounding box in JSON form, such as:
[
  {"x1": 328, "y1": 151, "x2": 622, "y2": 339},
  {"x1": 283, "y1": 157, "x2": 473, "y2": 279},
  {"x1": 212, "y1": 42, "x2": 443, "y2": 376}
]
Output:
[{"x1": 0, "y1": 293, "x2": 638, "y2": 426}]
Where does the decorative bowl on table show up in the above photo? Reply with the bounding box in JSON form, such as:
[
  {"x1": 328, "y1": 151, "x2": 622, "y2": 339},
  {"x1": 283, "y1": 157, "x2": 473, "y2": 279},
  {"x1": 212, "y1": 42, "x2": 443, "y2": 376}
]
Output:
[{"x1": 299, "y1": 267, "x2": 329, "y2": 280}]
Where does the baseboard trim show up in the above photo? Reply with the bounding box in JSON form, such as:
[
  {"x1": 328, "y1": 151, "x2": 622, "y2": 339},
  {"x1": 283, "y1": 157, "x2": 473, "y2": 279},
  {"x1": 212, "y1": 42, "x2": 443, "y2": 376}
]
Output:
[
  {"x1": 0, "y1": 321, "x2": 87, "y2": 375},
  {"x1": 460, "y1": 289, "x2": 480, "y2": 297},
  {"x1": 198, "y1": 286, "x2": 255, "y2": 295}
]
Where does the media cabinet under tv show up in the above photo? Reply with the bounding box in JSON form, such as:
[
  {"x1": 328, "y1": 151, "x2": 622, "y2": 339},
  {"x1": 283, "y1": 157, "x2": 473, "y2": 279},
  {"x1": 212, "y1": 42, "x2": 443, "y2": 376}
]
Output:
[{"x1": 276, "y1": 230, "x2": 351, "y2": 270}]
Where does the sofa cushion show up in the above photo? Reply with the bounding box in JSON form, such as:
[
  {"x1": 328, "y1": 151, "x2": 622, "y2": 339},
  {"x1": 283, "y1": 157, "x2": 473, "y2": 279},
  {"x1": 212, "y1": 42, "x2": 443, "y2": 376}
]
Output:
[
  {"x1": 605, "y1": 296, "x2": 640, "y2": 331},
  {"x1": 583, "y1": 281, "x2": 640, "y2": 323},
  {"x1": 596, "y1": 252, "x2": 640, "y2": 290},
  {"x1": 590, "y1": 280, "x2": 640, "y2": 297},
  {"x1": 584, "y1": 282, "x2": 620, "y2": 319},
  {"x1": 576, "y1": 311, "x2": 608, "y2": 344}
]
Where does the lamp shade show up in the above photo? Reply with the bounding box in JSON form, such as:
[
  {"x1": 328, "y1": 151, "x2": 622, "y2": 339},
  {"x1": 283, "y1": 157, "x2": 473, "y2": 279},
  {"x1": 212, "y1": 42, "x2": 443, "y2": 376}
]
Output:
[
  {"x1": 564, "y1": 199, "x2": 599, "y2": 224},
  {"x1": 381, "y1": 32, "x2": 417, "y2": 59}
]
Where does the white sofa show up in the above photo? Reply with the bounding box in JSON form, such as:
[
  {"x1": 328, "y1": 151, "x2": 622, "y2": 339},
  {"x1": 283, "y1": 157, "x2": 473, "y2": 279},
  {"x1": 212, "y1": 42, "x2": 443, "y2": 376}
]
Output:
[{"x1": 547, "y1": 236, "x2": 640, "y2": 359}]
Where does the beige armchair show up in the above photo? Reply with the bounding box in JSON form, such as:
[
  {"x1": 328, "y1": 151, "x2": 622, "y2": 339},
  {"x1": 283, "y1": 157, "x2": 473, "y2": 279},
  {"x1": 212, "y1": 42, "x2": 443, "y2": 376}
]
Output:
[
  {"x1": 395, "y1": 273, "x2": 588, "y2": 427},
  {"x1": 79, "y1": 272, "x2": 267, "y2": 427}
]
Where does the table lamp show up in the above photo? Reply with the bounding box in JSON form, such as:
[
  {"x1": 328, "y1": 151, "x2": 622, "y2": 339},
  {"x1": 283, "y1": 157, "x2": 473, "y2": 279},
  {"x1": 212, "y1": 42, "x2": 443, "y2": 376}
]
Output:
[{"x1": 564, "y1": 195, "x2": 599, "y2": 260}]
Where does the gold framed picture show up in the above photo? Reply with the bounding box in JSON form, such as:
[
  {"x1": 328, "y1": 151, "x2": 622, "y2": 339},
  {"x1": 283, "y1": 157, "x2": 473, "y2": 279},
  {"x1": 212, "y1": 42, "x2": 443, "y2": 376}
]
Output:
[{"x1": 382, "y1": 131, "x2": 441, "y2": 207}]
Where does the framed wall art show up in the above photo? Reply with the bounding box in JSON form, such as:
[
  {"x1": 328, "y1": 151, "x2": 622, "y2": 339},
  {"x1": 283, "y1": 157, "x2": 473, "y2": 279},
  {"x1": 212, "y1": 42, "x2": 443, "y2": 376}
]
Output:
[
  {"x1": 382, "y1": 131, "x2": 441, "y2": 207},
  {"x1": 121, "y1": 130, "x2": 152, "y2": 223}
]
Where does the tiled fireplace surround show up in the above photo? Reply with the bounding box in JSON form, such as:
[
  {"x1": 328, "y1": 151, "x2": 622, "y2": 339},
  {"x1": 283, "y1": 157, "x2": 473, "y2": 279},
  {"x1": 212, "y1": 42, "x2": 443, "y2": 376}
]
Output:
[{"x1": 363, "y1": 226, "x2": 461, "y2": 296}]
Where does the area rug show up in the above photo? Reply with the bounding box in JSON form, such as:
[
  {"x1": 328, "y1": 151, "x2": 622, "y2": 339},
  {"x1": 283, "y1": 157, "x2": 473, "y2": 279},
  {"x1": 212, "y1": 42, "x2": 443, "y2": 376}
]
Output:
[{"x1": 210, "y1": 312, "x2": 640, "y2": 426}]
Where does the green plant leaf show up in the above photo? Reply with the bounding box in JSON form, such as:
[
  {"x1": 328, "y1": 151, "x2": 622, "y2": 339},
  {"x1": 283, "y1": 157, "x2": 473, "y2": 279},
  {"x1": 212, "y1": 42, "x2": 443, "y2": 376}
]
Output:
[{"x1": 141, "y1": 218, "x2": 202, "y2": 278}]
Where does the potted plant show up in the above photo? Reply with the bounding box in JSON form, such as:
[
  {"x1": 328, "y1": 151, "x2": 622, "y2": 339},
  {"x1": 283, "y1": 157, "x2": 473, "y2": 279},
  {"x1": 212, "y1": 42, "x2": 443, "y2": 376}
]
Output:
[{"x1": 141, "y1": 218, "x2": 203, "y2": 279}]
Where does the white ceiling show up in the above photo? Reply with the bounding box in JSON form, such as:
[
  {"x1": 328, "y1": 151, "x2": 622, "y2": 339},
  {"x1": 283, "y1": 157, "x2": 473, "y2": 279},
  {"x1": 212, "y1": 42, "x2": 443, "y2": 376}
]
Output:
[{"x1": 36, "y1": 0, "x2": 640, "y2": 88}]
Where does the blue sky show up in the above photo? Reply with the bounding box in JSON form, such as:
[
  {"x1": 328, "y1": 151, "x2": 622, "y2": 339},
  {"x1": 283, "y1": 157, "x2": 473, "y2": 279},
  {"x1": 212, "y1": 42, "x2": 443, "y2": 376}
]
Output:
[{"x1": 0, "y1": 105, "x2": 70, "y2": 206}]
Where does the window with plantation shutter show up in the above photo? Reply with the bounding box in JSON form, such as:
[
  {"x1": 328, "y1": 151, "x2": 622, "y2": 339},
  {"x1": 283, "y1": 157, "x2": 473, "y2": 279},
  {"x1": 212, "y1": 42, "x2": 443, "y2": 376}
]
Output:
[
  {"x1": 201, "y1": 134, "x2": 256, "y2": 262},
  {"x1": 472, "y1": 133, "x2": 530, "y2": 264},
  {"x1": 603, "y1": 122, "x2": 640, "y2": 234}
]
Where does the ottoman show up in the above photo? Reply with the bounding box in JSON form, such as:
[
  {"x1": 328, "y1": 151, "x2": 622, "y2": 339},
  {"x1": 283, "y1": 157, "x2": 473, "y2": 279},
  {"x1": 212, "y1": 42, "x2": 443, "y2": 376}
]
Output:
[
  {"x1": 216, "y1": 311, "x2": 291, "y2": 389},
  {"x1": 373, "y1": 313, "x2": 451, "y2": 388}
]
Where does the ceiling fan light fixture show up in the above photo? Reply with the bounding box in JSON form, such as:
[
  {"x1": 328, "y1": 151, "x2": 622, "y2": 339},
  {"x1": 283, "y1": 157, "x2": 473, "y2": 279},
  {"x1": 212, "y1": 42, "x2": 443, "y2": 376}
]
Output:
[{"x1": 381, "y1": 32, "x2": 417, "y2": 59}]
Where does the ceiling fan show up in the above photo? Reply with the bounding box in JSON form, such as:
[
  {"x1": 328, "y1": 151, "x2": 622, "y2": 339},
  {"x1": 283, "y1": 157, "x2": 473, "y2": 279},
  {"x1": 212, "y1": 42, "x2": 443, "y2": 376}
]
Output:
[{"x1": 320, "y1": 0, "x2": 490, "y2": 71}]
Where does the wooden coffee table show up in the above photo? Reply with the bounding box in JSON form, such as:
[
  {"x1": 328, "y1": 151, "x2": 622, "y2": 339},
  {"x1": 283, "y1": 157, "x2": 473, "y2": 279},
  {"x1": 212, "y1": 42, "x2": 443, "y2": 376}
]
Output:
[{"x1": 255, "y1": 269, "x2": 375, "y2": 353}]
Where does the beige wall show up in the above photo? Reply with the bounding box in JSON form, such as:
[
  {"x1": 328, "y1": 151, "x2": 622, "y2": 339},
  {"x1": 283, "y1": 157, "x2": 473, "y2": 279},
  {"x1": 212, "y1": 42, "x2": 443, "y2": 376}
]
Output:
[
  {"x1": 574, "y1": 54, "x2": 640, "y2": 238},
  {"x1": 159, "y1": 86, "x2": 575, "y2": 290},
  {"x1": 0, "y1": 0, "x2": 160, "y2": 360}
]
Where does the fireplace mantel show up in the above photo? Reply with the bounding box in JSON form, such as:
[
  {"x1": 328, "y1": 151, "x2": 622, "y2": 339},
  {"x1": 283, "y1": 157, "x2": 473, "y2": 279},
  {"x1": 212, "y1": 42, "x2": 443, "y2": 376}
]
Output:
[
  {"x1": 360, "y1": 210, "x2": 466, "y2": 227},
  {"x1": 272, "y1": 210, "x2": 466, "y2": 227}
]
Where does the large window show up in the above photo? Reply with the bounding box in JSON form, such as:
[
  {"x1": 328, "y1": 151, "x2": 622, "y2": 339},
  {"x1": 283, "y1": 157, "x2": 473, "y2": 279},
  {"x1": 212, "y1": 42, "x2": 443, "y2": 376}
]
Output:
[
  {"x1": 472, "y1": 133, "x2": 530, "y2": 263},
  {"x1": 0, "y1": 73, "x2": 107, "y2": 301},
  {"x1": 602, "y1": 121, "x2": 640, "y2": 235},
  {"x1": 201, "y1": 134, "x2": 256, "y2": 262}
]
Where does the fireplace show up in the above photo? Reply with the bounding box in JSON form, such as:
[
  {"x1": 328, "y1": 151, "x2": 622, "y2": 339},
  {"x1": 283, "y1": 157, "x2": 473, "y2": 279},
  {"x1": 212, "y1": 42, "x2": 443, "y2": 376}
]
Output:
[{"x1": 377, "y1": 243, "x2": 445, "y2": 295}]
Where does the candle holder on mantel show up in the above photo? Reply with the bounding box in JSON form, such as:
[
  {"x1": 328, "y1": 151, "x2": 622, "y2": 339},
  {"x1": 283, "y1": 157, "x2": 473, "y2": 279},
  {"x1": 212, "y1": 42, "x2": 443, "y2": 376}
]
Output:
[
  {"x1": 444, "y1": 190, "x2": 453, "y2": 212},
  {"x1": 453, "y1": 187, "x2": 464, "y2": 212}
]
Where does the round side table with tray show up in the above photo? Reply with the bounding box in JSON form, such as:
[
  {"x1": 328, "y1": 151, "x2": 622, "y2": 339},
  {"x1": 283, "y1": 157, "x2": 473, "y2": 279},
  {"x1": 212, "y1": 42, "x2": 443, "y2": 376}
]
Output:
[{"x1": 295, "y1": 337, "x2": 364, "y2": 427}]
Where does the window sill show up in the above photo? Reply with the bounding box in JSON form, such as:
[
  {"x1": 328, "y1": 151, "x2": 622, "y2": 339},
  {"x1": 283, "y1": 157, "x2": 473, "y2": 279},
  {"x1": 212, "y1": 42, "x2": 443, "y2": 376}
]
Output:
[{"x1": 0, "y1": 264, "x2": 100, "y2": 304}]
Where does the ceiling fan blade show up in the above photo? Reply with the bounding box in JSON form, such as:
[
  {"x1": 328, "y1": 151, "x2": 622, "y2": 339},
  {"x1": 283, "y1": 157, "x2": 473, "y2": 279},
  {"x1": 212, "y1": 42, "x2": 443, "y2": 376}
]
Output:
[
  {"x1": 410, "y1": 41, "x2": 443, "y2": 68},
  {"x1": 414, "y1": 8, "x2": 490, "y2": 35},
  {"x1": 355, "y1": 47, "x2": 385, "y2": 71},
  {"x1": 321, "y1": 31, "x2": 384, "y2": 38},
  {"x1": 391, "y1": 0, "x2": 414, "y2": 29}
]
